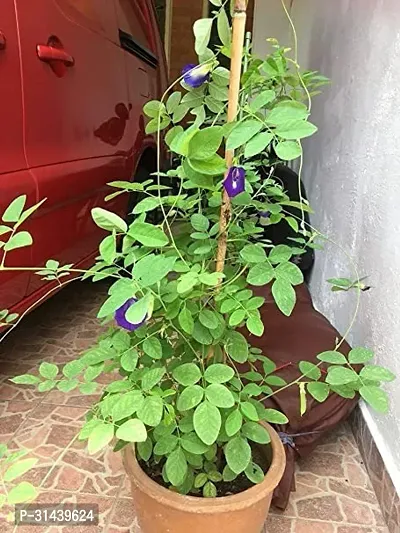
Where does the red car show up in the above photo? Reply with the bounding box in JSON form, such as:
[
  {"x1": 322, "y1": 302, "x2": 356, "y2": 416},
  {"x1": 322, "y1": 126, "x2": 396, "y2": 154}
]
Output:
[{"x1": 0, "y1": 0, "x2": 167, "y2": 317}]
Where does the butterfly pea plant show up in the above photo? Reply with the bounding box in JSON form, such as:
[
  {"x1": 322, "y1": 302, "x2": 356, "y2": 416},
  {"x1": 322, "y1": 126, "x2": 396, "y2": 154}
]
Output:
[{"x1": 0, "y1": 0, "x2": 395, "y2": 503}]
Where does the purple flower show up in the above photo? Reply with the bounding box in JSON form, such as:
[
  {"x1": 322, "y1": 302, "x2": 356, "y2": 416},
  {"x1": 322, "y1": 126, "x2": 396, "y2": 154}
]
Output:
[
  {"x1": 223, "y1": 167, "x2": 246, "y2": 198},
  {"x1": 258, "y1": 211, "x2": 271, "y2": 219},
  {"x1": 182, "y1": 63, "x2": 211, "y2": 88},
  {"x1": 115, "y1": 298, "x2": 146, "y2": 332}
]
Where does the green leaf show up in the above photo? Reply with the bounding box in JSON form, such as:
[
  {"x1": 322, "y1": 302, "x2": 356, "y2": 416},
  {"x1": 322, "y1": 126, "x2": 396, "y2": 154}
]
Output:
[
  {"x1": 229, "y1": 309, "x2": 246, "y2": 327},
  {"x1": 165, "y1": 125, "x2": 183, "y2": 148},
  {"x1": 79, "y1": 382, "x2": 98, "y2": 395},
  {"x1": 240, "y1": 401, "x2": 259, "y2": 422},
  {"x1": 125, "y1": 294, "x2": 152, "y2": 325},
  {"x1": 111, "y1": 391, "x2": 144, "y2": 421},
  {"x1": 245, "y1": 462, "x2": 265, "y2": 484},
  {"x1": 247, "y1": 262, "x2": 274, "y2": 286},
  {"x1": 7, "y1": 481, "x2": 37, "y2": 505},
  {"x1": 120, "y1": 348, "x2": 139, "y2": 372},
  {"x1": 92, "y1": 207, "x2": 127, "y2": 233},
  {"x1": 242, "y1": 422, "x2": 271, "y2": 444},
  {"x1": 275, "y1": 140, "x2": 302, "y2": 161},
  {"x1": 137, "y1": 395, "x2": 164, "y2": 426},
  {"x1": 170, "y1": 125, "x2": 199, "y2": 155},
  {"x1": 137, "y1": 438, "x2": 153, "y2": 461},
  {"x1": 193, "y1": 401, "x2": 222, "y2": 445},
  {"x1": 10, "y1": 374, "x2": 40, "y2": 385},
  {"x1": 360, "y1": 386, "x2": 389, "y2": 414},
  {"x1": 349, "y1": 347, "x2": 375, "y2": 364},
  {"x1": 263, "y1": 409, "x2": 288, "y2": 424},
  {"x1": 250, "y1": 90, "x2": 275, "y2": 112},
  {"x1": 317, "y1": 351, "x2": 348, "y2": 364},
  {"x1": 4, "y1": 231, "x2": 33, "y2": 252},
  {"x1": 166, "y1": 447, "x2": 188, "y2": 487},
  {"x1": 360, "y1": 365, "x2": 395, "y2": 382},
  {"x1": 194, "y1": 473, "x2": 208, "y2": 488},
  {"x1": 99, "y1": 234, "x2": 116, "y2": 265},
  {"x1": 173, "y1": 363, "x2": 202, "y2": 386},
  {"x1": 271, "y1": 278, "x2": 296, "y2": 316},
  {"x1": 141, "y1": 367, "x2": 166, "y2": 390},
  {"x1": 173, "y1": 104, "x2": 189, "y2": 123},
  {"x1": 87, "y1": 422, "x2": 114, "y2": 454},
  {"x1": 177, "y1": 385, "x2": 204, "y2": 412},
  {"x1": 128, "y1": 222, "x2": 168, "y2": 247},
  {"x1": 246, "y1": 315, "x2": 264, "y2": 337},
  {"x1": 199, "y1": 309, "x2": 219, "y2": 329},
  {"x1": 225, "y1": 331, "x2": 249, "y2": 363},
  {"x1": 143, "y1": 100, "x2": 165, "y2": 118},
  {"x1": 181, "y1": 433, "x2": 209, "y2": 454},
  {"x1": 193, "y1": 18, "x2": 213, "y2": 55},
  {"x1": 204, "y1": 364, "x2": 234, "y2": 384},
  {"x1": 132, "y1": 197, "x2": 160, "y2": 215},
  {"x1": 39, "y1": 362, "x2": 58, "y2": 380},
  {"x1": 275, "y1": 262, "x2": 304, "y2": 285},
  {"x1": 326, "y1": 367, "x2": 359, "y2": 386},
  {"x1": 269, "y1": 245, "x2": 293, "y2": 264},
  {"x1": 57, "y1": 379, "x2": 79, "y2": 393},
  {"x1": 3, "y1": 458, "x2": 38, "y2": 482},
  {"x1": 205, "y1": 384, "x2": 235, "y2": 408},
  {"x1": 225, "y1": 410, "x2": 244, "y2": 441},
  {"x1": 145, "y1": 115, "x2": 170, "y2": 134},
  {"x1": 116, "y1": 419, "x2": 147, "y2": 442},
  {"x1": 217, "y1": 8, "x2": 231, "y2": 47},
  {"x1": 225, "y1": 436, "x2": 251, "y2": 474},
  {"x1": 133, "y1": 255, "x2": 176, "y2": 288},
  {"x1": 2, "y1": 195, "x2": 26, "y2": 223},
  {"x1": 267, "y1": 101, "x2": 308, "y2": 125},
  {"x1": 63, "y1": 360, "x2": 85, "y2": 379},
  {"x1": 191, "y1": 213, "x2": 210, "y2": 232},
  {"x1": 223, "y1": 464, "x2": 237, "y2": 482},
  {"x1": 166, "y1": 91, "x2": 182, "y2": 114},
  {"x1": 188, "y1": 127, "x2": 224, "y2": 160},
  {"x1": 275, "y1": 120, "x2": 318, "y2": 140},
  {"x1": 240, "y1": 244, "x2": 267, "y2": 264},
  {"x1": 178, "y1": 308, "x2": 194, "y2": 335},
  {"x1": 203, "y1": 481, "x2": 217, "y2": 497},
  {"x1": 307, "y1": 382, "x2": 330, "y2": 402},
  {"x1": 244, "y1": 132, "x2": 274, "y2": 158},
  {"x1": 154, "y1": 435, "x2": 179, "y2": 455},
  {"x1": 192, "y1": 321, "x2": 213, "y2": 345},
  {"x1": 143, "y1": 337, "x2": 163, "y2": 360},
  {"x1": 227, "y1": 120, "x2": 263, "y2": 150},
  {"x1": 188, "y1": 154, "x2": 226, "y2": 176},
  {"x1": 299, "y1": 361, "x2": 321, "y2": 381}
]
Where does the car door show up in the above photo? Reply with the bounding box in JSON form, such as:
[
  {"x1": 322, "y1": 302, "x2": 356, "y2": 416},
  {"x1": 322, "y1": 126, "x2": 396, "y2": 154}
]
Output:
[
  {"x1": 14, "y1": 0, "x2": 133, "y2": 297},
  {"x1": 114, "y1": 0, "x2": 161, "y2": 166},
  {"x1": 0, "y1": 0, "x2": 37, "y2": 311}
]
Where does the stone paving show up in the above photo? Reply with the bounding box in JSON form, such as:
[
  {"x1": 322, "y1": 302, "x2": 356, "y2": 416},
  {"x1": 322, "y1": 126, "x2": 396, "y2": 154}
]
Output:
[{"x1": 0, "y1": 282, "x2": 389, "y2": 532}]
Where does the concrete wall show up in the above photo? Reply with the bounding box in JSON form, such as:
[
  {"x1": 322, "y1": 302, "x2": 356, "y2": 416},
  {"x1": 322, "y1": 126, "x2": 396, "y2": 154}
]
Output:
[{"x1": 254, "y1": 0, "x2": 400, "y2": 491}]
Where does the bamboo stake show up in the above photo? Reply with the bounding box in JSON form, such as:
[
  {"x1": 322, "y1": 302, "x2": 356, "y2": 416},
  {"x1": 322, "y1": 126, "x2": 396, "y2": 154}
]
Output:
[{"x1": 215, "y1": 0, "x2": 247, "y2": 273}]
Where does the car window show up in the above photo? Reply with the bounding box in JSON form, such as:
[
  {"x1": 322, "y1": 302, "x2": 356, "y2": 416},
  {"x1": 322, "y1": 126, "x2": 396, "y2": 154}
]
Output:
[{"x1": 116, "y1": 0, "x2": 152, "y2": 50}]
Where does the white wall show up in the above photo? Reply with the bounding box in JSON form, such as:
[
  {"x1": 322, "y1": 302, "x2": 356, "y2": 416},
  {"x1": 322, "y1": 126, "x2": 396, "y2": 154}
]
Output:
[{"x1": 254, "y1": 0, "x2": 400, "y2": 492}]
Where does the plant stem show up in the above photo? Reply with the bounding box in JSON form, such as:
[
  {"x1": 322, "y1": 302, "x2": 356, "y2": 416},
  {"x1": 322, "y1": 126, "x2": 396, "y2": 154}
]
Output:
[{"x1": 215, "y1": 0, "x2": 248, "y2": 274}]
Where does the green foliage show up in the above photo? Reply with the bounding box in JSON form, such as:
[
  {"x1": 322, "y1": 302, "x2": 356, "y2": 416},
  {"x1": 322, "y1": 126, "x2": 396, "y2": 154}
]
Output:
[
  {"x1": 0, "y1": 445, "x2": 38, "y2": 509},
  {"x1": 1, "y1": 2, "x2": 394, "y2": 503}
]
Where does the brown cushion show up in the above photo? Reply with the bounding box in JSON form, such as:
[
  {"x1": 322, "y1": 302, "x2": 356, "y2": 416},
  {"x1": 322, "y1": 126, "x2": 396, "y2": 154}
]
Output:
[{"x1": 242, "y1": 284, "x2": 357, "y2": 509}]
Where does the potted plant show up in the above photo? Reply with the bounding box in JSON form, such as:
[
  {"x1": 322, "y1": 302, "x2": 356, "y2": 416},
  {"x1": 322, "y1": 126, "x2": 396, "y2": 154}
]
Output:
[{"x1": 0, "y1": 1, "x2": 395, "y2": 532}]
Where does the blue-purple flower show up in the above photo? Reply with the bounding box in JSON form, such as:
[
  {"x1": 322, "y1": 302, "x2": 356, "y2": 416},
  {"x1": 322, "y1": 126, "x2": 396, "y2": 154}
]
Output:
[
  {"x1": 115, "y1": 298, "x2": 146, "y2": 332},
  {"x1": 182, "y1": 63, "x2": 211, "y2": 88},
  {"x1": 223, "y1": 167, "x2": 246, "y2": 198},
  {"x1": 258, "y1": 211, "x2": 271, "y2": 219}
]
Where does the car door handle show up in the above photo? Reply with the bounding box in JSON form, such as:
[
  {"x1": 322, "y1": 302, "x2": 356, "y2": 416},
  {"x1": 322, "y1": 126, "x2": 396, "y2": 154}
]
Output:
[{"x1": 37, "y1": 44, "x2": 74, "y2": 66}]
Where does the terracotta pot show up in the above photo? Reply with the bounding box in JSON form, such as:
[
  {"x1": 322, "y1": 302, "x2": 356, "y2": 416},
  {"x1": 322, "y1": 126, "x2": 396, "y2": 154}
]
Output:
[{"x1": 123, "y1": 422, "x2": 286, "y2": 533}]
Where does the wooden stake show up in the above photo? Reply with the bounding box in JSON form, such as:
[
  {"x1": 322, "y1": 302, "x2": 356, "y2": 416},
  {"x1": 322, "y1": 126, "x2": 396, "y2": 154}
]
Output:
[{"x1": 215, "y1": 0, "x2": 247, "y2": 274}]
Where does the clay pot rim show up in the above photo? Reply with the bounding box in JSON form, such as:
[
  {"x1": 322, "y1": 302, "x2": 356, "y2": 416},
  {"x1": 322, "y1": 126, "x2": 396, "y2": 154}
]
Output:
[{"x1": 123, "y1": 421, "x2": 286, "y2": 513}]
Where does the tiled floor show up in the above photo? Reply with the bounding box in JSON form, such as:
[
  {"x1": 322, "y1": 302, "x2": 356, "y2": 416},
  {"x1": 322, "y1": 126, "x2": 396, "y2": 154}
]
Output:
[{"x1": 0, "y1": 282, "x2": 389, "y2": 532}]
